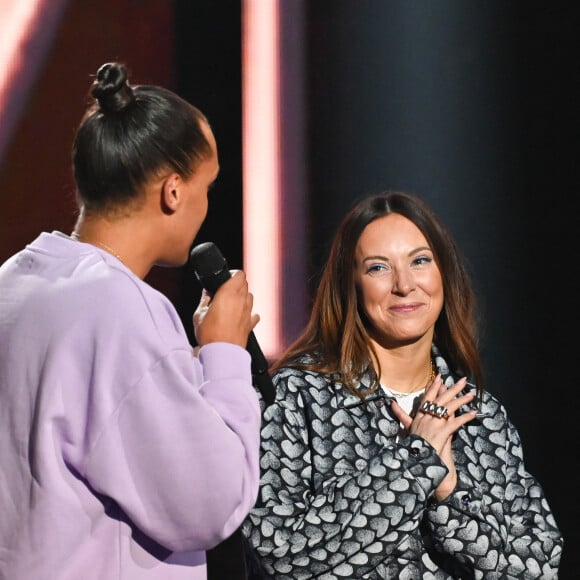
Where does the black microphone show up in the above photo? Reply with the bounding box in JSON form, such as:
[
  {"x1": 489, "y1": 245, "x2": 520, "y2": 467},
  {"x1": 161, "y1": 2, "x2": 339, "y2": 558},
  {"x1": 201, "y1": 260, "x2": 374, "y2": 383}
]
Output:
[{"x1": 189, "y1": 241, "x2": 275, "y2": 405}]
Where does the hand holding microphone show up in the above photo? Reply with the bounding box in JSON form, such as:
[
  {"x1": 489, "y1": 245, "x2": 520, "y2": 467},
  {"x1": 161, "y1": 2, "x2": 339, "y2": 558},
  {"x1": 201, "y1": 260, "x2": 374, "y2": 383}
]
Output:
[
  {"x1": 193, "y1": 270, "x2": 258, "y2": 349},
  {"x1": 190, "y1": 242, "x2": 275, "y2": 405}
]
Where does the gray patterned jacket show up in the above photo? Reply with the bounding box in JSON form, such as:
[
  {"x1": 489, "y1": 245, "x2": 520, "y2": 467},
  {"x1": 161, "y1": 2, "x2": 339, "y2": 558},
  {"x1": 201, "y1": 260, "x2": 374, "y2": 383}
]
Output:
[{"x1": 242, "y1": 348, "x2": 563, "y2": 579}]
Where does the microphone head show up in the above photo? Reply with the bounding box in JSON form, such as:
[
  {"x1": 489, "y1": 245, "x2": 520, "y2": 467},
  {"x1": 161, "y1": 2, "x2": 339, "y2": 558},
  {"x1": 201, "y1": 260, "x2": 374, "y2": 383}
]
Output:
[{"x1": 189, "y1": 242, "x2": 231, "y2": 294}]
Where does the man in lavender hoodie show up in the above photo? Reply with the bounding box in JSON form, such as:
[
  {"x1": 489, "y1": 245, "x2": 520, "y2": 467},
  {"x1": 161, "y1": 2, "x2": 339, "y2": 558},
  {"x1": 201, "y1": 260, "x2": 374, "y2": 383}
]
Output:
[{"x1": 0, "y1": 62, "x2": 261, "y2": 579}]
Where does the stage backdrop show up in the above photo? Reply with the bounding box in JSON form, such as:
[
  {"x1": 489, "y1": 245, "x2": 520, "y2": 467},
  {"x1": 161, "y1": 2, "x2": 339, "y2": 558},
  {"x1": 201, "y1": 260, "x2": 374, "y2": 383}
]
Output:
[{"x1": 0, "y1": 1, "x2": 576, "y2": 577}]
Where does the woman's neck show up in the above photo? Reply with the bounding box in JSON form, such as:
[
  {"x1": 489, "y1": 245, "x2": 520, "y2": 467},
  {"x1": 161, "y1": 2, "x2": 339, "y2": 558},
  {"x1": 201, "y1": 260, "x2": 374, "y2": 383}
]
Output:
[
  {"x1": 374, "y1": 342, "x2": 434, "y2": 394},
  {"x1": 71, "y1": 214, "x2": 152, "y2": 279}
]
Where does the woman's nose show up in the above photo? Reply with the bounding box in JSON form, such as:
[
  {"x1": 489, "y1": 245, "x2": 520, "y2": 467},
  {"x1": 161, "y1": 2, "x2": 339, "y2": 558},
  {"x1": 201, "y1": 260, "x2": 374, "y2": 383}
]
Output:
[{"x1": 391, "y1": 269, "x2": 415, "y2": 295}]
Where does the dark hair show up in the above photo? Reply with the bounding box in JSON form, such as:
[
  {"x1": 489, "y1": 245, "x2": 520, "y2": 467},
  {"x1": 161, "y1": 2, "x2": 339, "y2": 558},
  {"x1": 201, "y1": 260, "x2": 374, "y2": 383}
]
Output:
[
  {"x1": 273, "y1": 191, "x2": 484, "y2": 399},
  {"x1": 72, "y1": 62, "x2": 213, "y2": 212}
]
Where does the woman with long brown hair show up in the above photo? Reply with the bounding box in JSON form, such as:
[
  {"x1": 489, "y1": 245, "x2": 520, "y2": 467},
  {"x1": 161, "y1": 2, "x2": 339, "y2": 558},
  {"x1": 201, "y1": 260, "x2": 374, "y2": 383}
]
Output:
[{"x1": 243, "y1": 191, "x2": 562, "y2": 578}]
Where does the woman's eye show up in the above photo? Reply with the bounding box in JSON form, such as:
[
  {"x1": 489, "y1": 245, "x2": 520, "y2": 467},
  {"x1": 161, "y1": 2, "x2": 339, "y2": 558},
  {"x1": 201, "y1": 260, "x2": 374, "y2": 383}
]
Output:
[
  {"x1": 366, "y1": 263, "x2": 388, "y2": 275},
  {"x1": 413, "y1": 256, "x2": 433, "y2": 266}
]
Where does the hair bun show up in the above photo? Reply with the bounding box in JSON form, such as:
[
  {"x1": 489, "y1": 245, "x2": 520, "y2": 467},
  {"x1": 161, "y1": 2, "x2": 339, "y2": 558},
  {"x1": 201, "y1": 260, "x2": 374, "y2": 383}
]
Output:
[{"x1": 91, "y1": 62, "x2": 135, "y2": 113}]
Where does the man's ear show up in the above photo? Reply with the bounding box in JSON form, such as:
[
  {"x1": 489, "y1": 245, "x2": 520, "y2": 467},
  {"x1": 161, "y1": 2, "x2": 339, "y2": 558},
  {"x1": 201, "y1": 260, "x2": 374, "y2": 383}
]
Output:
[{"x1": 161, "y1": 173, "x2": 181, "y2": 214}]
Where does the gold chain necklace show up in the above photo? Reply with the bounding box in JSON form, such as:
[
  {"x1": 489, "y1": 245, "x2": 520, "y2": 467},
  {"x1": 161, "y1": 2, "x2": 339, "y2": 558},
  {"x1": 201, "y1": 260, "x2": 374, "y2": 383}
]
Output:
[
  {"x1": 70, "y1": 232, "x2": 124, "y2": 263},
  {"x1": 383, "y1": 358, "x2": 435, "y2": 398}
]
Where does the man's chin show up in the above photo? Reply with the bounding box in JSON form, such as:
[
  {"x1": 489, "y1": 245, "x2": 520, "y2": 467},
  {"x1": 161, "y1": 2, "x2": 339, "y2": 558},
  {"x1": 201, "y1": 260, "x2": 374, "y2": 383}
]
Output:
[{"x1": 155, "y1": 256, "x2": 188, "y2": 269}]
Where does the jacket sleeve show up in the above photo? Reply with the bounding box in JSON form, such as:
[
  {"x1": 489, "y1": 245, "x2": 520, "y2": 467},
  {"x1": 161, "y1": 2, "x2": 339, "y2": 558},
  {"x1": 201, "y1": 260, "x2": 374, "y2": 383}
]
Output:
[
  {"x1": 242, "y1": 371, "x2": 451, "y2": 579},
  {"x1": 423, "y1": 403, "x2": 563, "y2": 577}
]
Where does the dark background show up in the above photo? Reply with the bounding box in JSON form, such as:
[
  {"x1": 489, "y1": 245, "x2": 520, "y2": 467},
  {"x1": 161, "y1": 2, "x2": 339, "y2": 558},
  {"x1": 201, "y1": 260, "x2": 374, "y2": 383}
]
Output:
[{"x1": 0, "y1": 1, "x2": 577, "y2": 577}]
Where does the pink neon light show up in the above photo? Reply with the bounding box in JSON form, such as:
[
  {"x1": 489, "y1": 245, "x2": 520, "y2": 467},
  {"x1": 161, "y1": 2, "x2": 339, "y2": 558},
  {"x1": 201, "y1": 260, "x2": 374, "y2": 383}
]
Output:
[
  {"x1": 242, "y1": 0, "x2": 281, "y2": 358},
  {"x1": 0, "y1": 1, "x2": 36, "y2": 87},
  {"x1": 0, "y1": 0, "x2": 70, "y2": 162}
]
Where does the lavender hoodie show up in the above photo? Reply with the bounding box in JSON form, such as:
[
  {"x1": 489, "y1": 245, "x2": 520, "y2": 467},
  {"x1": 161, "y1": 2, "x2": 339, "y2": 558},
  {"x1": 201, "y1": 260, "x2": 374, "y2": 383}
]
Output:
[{"x1": 0, "y1": 232, "x2": 261, "y2": 579}]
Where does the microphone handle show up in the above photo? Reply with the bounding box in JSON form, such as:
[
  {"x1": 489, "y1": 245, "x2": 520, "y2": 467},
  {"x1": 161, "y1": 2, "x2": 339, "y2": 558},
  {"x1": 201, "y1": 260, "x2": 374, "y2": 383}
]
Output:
[
  {"x1": 246, "y1": 332, "x2": 275, "y2": 405},
  {"x1": 197, "y1": 273, "x2": 275, "y2": 405}
]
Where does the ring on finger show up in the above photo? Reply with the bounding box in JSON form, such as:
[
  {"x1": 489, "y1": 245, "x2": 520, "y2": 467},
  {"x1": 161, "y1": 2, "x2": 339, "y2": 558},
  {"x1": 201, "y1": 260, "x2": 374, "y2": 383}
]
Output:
[{"x1": 420, "y1": 400, "x2": 449, "y2": 420}]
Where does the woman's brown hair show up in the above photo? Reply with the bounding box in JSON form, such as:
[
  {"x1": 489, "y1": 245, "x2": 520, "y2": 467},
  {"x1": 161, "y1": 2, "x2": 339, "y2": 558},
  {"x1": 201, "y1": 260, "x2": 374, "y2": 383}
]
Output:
[{"x1": 272, "y1": 191, "x2": 483, "y2": 399}]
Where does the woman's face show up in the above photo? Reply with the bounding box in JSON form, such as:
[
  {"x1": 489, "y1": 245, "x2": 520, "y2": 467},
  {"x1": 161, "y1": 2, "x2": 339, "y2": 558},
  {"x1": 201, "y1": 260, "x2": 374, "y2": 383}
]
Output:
[
  {"x1": 354, "y1": 213, "x2": 444, "y2": 347},
  {"x1": 164, "y1": 122, "x2": 220, "y2": 266},
  {"x1": 182, "y1": 122, "x2": 220, "y2": 245}
]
